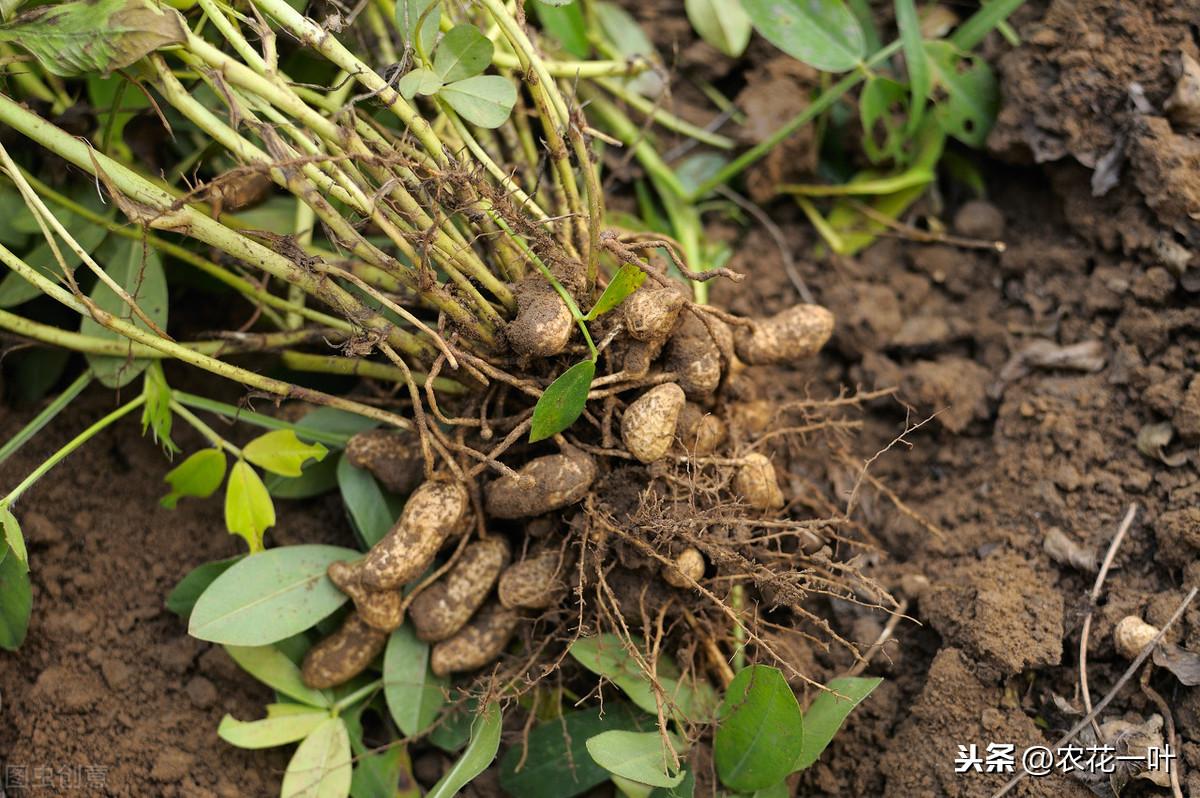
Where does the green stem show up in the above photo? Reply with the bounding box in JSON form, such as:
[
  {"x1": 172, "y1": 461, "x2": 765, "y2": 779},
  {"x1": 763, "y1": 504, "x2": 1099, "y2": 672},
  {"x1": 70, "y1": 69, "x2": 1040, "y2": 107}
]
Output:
[
  {"x1": 0, "y1": 371, "x2": 93, "y2": 469},
  {"x1": 169, "y1": 399, "x2": 243, "y2": 457},
  {"x1": 490, "y1": 51, "x2": 650, "y2": 78},
  {"x1": 594, "y1": 77, "x2": 735, "y2": 150},
  {"x1": 280, "y1": 351, "x2": 467, "y2": 395},
  {"x1": 688, "y1": 41, "x2": 903, "y2": 200},
  {"x1": 731, "y1": 583, "x2": 746, "y2": 672},
  {"x1": 331, "y1": 678, "x2": 382, "y2": 714},
  {"x1": 170, "y1": 390, "x2": 348, "y2": 446},
  {"x1": 2, "y1": 394, "x2": 146, "y2": 505}
]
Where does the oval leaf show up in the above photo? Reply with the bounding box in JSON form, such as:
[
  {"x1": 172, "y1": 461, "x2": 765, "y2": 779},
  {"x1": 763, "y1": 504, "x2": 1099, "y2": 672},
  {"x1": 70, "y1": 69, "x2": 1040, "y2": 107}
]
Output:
[
  {"x1": 714, "y1": 665, "x2": 804, "y2": 792},
  {"x1": 281, "y1": 716, "x2": 352, "y2": 798},
  {"x1": 225, "y1": 460, "x2": 276, "y2": 552},
  {"x1": 440, "y1": 74, "x2": 517, "y2": 128},
  {"x1": 924, "y1": 41, "x2": 999, "y2": 147},
  {"x1": 585, "y1": 730, "x2": 685, "y2": 789},
  {"x1": 244, "y1": 429, "x2": 329, "y2": 478},
  {"x1": 398, "y1": 67, "x2": 443, "y2": 100},
  {"x1": 80, "y1": 235, "x2": 169, "y2": 388},
  {"x1": 395, "y1": 0, "x2": 439, "y2": 54},
  {"x1": 434, "y1": 24, "x2": 494, "y2": 82},
  {"x1": 895, "y1": 0, "x2": 930, "y2": 133},
  {"x1": 585, "y1": 264, "x2": 647, "y2": 320},
  {"x1": 529, "y1": 359, "x2": 595, "y2": 443},
  {"x1": 793, "y1": 676, "x2": 881, "y2": 771},
  {"x1": 384, "y1": 624, "x2": 447, "y2": 737},
  {"x1": 741, "y1": 0, "x2": 865, "y2": 72},
  {"x1": 166, "y1": 555, "x2": 242, "y2": 618},
  {"x1": 336, "y1": 455, "x2": 401, "y2": 548},
  {"x1": 218, "y1": 709, "x2": 328, "y2": 750},
  {"x1": 685, "y1": 0, "x2": 751, "y2": 57},
  {"x1": 161, "y1": 448, "x2": 227, "y2": 509},
  {"x1": 225, "y1": 644, "x2": 332, "y2": 707},
  {"x1": 426, "y1": 703, "x2": 503, "y2": 798},
  {"x1": 0, "y1": 545, "x2": 31, "y2": 651},
  {"x1": 188, "y1": 544, "x2": 358, "y2": 645},
  {"x1": 1, "y1": 505, "x2": 26, "y2": 570}
]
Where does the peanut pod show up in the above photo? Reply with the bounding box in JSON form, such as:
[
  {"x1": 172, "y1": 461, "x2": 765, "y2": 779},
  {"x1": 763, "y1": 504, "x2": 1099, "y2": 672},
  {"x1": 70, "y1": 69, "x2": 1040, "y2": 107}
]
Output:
[
  {"x1": 734, "y1": 304, "x2": 834, "y2": 366},
  {"x1": 621, "y1": 383, "x2": 686, "y2": 463},
  {"x1": 506, "y1": 277, "x2": 573, "y2": 357},
  {"x1": 360, "y1": 480, "x2": 470, "y2": 590},
  {"x1": 410, "y1": 537, "x2": 511, "y2": 642},
  {"x1": 734, "y1": 453, "x2": 785, "y2": 510},
  {"x1": 301, "y1": 612, "x2": 388, "y2": 689},
  {"x1": 345, "y1": 429, "x2": 424, "y2": 496},
  {"x1": 328, "y1": 560, "x2": 404, "y2": 632},
  {"x1": 662, "y1": 546, "x2": 705, "y2": 588},
  {"x1": 485, "y1": 448, "x2": 597, "y2": 519},
  {"x1": 430, "y1": 602, "x2": 520, "y2": 677},
  {"x1": 498, "y1": 549, "x2": 574, "y2": 609}
]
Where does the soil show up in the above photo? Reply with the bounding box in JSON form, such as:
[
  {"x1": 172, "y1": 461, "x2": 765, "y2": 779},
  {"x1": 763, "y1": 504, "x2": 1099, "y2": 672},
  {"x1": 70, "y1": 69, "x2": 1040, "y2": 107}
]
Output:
[{"x1": 5, "y1": 1, "x2": 1200, "y2": 797}]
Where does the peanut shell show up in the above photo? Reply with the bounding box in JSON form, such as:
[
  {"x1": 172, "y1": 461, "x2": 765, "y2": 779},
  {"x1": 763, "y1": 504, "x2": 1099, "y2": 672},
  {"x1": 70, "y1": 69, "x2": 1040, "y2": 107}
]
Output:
[
  {"x1": 328, "y1": 560, "x2": 405, "y2": 632},
  {"x1": 360, "y1": 480, "x2": 470, "y2": 590},
  {"x1": 734, "y1": 453, "x2": 785, "y2": 510},
  {"x1": 410, "y1": 538, "x2": 511, "y2": 642},
  {"x1": 485, "y1": 448, "x2": 597, "y2": 519},
  {"x1": 301, "y1": 612, "x2": 388, "y2": 689},
  {"x1": 498, "y1": 549, "x2": 572, "y2": 609},
  {"x1": 621, "y1": 383, "x2": 686, "y2": 463},
  {"x1": 430, "y1": 602, "x2": 520, "y2": 677},
  {"x1": 734, "y1": 304, "x2": 834, "y2": 366}
]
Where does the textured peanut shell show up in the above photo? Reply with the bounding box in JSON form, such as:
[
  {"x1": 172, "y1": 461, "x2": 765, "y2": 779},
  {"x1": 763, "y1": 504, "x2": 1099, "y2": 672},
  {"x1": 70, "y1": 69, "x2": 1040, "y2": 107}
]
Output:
[
  {"x1": 360, "y1": 480, "x2": 470, "y2": 590},
  {"x1": 301, "y1": 612, "x2": 388, "y2": 689},
  {"x1": 345, "y1": 429, "x2": 424, "y2": 496},
  {"x1": 485, "y1": 448, "x2": 597, "y2": 519},
  {"x1": 734, "y1": 453, "x2": 785, "y2": 510},
  {"x1": 498, "y1": 549, "x2": 572, "y2": 609},
  {"x1": 665, "y1": 315, "x2": 723, "y2": 398},
  {"x1": 506, "y1": 278, "x2": 573, "y2": 357},
  {"x1": 623, "y1": 287, "x2": 685, "y2": 343},
  {"x1": 621, "y1": 338, "x2": 660, "y2": 378},
  {"x1": 1114, "y1": 616, "x2": 1159, "y2": 659},
  {"x1": 734, "y1": 304, "x2": 834, "y2": 366},
  {"x1": 430, "y1": 602, "x2": 520, "y2": 677},
  {"x1": 410, "y1": 538, "x2": 511, "y2": 642},
  {"x1": 663, "y1": 547, "x2": 705, "y2": 588},
  {"x1": 328, "y1": 560, "x2": 405, "y2": 632},
  {"x1": 622, "y1": 383, "x2": 686, "y2": 463},
  {"x1": 676, "y1": 403, "x2": 726, "y2": 456}
]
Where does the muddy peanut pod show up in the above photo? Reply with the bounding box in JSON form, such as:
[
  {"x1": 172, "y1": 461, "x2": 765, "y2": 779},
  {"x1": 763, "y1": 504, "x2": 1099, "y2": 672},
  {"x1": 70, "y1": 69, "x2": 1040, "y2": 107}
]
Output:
[
  {"x1": 345, "y1": 429, "x2": 424, "y2": 496},
  {"x1": 734, "y1": 304, "x2": 834, "y2": 366},
  {"x1": 676, "y1": 403, "x2": 726, "y2": 456},
  {"x1": 485, "y1": 448, "x2": 597, "y2": 519},
  {"x1": 1114, "y1": 616, "x2": 1159, "y2": 659},
  {"x1": 410, "y1": 538, "x2": 511, "y2": 642},
  {"x1": 622, "y1": 383, "x2": 686, "y2": 463},
  {"x1": 506, "y1": 278, "x2": 574, "y2": 357},
  {"x1": 665, "y1": 315, "x2": 724, "y2": 398},
  {"x1": 430, "y1": 602, "x2": 520, "y2": 677},
  {"x1": 734, "y1": 453, "x2": 785, "y2": 510},
  {"x1": 301, "y1": 612, "x2": 388, "y2": 689},
  {"x1": 621, "y1": 338, "x2": 659, "y2": 378},
  {"x1": 328, "y1": 560, "x2": 405, "y2": 632},
  {"x1": 623, "y1": 286, "x2": 685, "y2": 343},
  {"x1": 360, "y1": 480, "x2": 470, "y2": 591},
  {"x1": 499, "y1": 549, "x2": 573, "y2": 609},
  {"x1": 662, "y1": 547, "x2": 705, "y2": 588}
]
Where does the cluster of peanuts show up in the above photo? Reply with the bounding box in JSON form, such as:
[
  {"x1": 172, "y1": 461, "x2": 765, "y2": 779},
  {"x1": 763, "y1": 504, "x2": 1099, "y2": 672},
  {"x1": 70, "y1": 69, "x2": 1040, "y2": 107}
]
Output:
[{"x1": 302, "y1": 283, "x2": 836, "y2": 689}]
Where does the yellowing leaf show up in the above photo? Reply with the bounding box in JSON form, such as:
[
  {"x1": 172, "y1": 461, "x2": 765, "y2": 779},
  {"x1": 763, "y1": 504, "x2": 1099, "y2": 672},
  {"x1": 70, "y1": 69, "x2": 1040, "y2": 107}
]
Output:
[
  {"x1": 224, "y1": 460, "x2": 275, "y2": 552},
  {"x1": 161, "y1": 448, "x2": 227, "y2": 509},
  {"x1": 243, "y1": 429, "x2": 328, "y2": 478}
]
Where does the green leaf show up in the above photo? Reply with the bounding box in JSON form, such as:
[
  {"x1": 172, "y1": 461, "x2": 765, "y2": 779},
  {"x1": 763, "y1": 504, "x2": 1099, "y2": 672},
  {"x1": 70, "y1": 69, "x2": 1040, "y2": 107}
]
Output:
[
  {"x1": 384, "y1": 625, "x2": 447, "y2": 737},
  {"x1": 336, "y1": 455, "x2": 402, "y2": 548},
  {"x1": 244, "y1": 429, "x2": 329, "y2": 478},
  {"x1": 531, "y1": 0, "x2": 588, "y2": 58},
  {"x1": 569, "y1": 634, "x2": 717, "y2": 724},
  {"x1": 429, "y1": 700, "x2": 475, "y2": 752},
  {"x1": 434, "y1": 24, "x2": 493, "y2": 82},
  {"x1": 0, "y1": 0, "x2": 27, "y2": 23},
  {"x1": 793, "y1": 676, "x2": 881, "y2": 771},
  {"x1": 294, "y1": 407, "x2": 379, "y2": 445},
  {"x1": 594, "y1": 2, "x2": 663, "y2": 97},
  {"x1": 740, "y1": 0, "x2": 865, "y2": 72},
  {"x1": 141, "y1": 362, "x2": 177, "y2": 454},
  {"x1": 923, "y1": 41, "x2": 999, "y2": 147},
  {"x1": 281, "y1": 717, "x2": 352, "y2": 798},
  {"x1": 859, "y1": 76, "x2": 911, "y2": 164},
  {"x1": 499, "y1": 704, "x2": 644, "y2": 798},
  {"x1": 188, "y1": 544, "x2": 359, "y2": 645},
  {"x1": 395, "y1": 0, "x2": 439, "y2": 54},
  {"x1": 218, "y1": 708, "x2": 329, "y2": 749},
  {"x1": 426, "y1": 703, "x2": 503, "y2": 798},
  {"x1": 266, "y1": 454, "x2": 341, "y2": 500},
  {"x1": 440, "y1": 74, "x2": 517, "y2": 128},
  {"x1": 0, "y1": 0, "x2": 186, "y2": 76},
  {"x1": 714, "y1": 665, "x2": 804, "y2": 792},
  {"x1": 529, "y1": 359, "x2": 595, "y2": 443},
  {"x1": 747, "y1": 782, "x2": 789, "y2": 798},
  {"x1": 166, "y1": 555, "x2": 243, "y2": 618},
  {"x1": 89, "y1": 73, "x2": 151, "y2": 156},
  {"x1": 0, "y1": 196, "x2": 111, "y2": 308},
  {"x1": 684, "y1": 0, "x2": 751, "y2": 57},
  {"x1": 350, "y1": 741, "x2": 417, "y2": 798},
  {"x1": 586, "y1": 265, "x2": 647, "y2": 320},
  {"x1": 1, "y1": 505, "x2": 26, "y2": 571},
  {"x1": 0, "y1": 542, "x2": 31, "y2": 650},
  {"x1": 674, "y1": 153, "x2": 730, "y2": 199},
  {"x1": 398, "y1": 67, "x2": 443, "y2": 100},
  {"x1": 161, "y1": 448, "x2": 227, "y2": 509},
  {"x1": 586, "y1": 730, "x2": 685, "y2": 789},
  {"x1": 950, "y1": 0, "x2": 1025, "y2": 50},
  {"x1": 535, "y1": 0, "x2": 573, "y2": 5},
  {"x1": 895, "y1": 0, "x2": 930, "y2": 133},
  {"x1": 225, "y1": 644, "x2": 333, "y2": 707},
  {"x1": 80, "y1": 236, "x2": 169, "y2": 388},
  {"x1": 225, "y1": 460, "x2": 276, "y2": 552}
]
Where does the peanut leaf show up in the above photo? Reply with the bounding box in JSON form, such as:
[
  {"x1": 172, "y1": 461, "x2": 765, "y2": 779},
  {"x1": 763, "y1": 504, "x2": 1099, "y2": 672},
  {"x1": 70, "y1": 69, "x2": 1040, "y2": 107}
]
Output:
[
  {"x1": 895, "y1": 0, "x2": 930, "y2": 133},
  {"x1": 395, "y1": 0, "x2": 439, "y2": 54},
  {"x1": 161, "y1": 448, "x2": 227, "y2": 509},
  {"x1": 398, "y1": 67, "x2": 443, "y2": 99},
  {"x1": 384, "y1": 625, "x2": 447, "y2": 737},
  {"x1": 166, "y1": 555, "x2": 242, "y2": 618},
  {"x1": 924, "y1": 41, "x2": 999, "y2": 147},
  {"x1": 224, "y1": 460, "x2": 275, "y2": 552},
  {"x1": 529, "y1": 359, "x2": 595, "y2": 442},
  {"x1": 0, "y1": 545, "x2": 31, "y2": 651},
  {"x1": 141, "y1": 362, "x2": 177, "y2": 454},
  {"x1": 281, "y1": 717, "x2": 352, "y2": 798},
  {"x1": 225, "y1": 644, "x2": 332, "y2": 708},
  {"x1": 714, "y1": 665, "x2": 803, "y2": 792},
  {"x1": 426, "y1": 703, "x2": 503, "y2": 798},
  {"x1": 434, "y1": 24, "x2": 493, "y2": 82},
  {"x1": 685, "y1": 0, "x2": 751, "y2": 57},
  {"x1": 244, "y1": 429, "x2": 328, "y2": 478},
  {"x1": 585, "y1": 730, "x2": 685, "y2": 789},
  {"x1": 440, "y1": 74, "x2": 517, "y2": 128},
  {"x1": 0, "y1": 0, "x2": 186, "y2": 76},
  {"x1": 1, "y1": 505, "x2": 26, "y2": 571},
  {"x1": 585, "y1": 264, "x2": 647, "y2": 320},
  {"x1": 793, "y1": 676, "x2": 881, "y2": 771},
  {"x1": 219, "y1": 709, "x2": 329, "y2": 749},
  {"x1": 740, "y1": 0, "x2": 865, "y2": 72}
]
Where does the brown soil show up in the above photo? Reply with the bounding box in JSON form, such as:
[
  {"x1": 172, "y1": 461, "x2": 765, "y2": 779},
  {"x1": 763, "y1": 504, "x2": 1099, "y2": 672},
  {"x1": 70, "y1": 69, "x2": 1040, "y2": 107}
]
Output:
[{"x1": 4, "y1": 1, "x2": 1200, "y2": 797}]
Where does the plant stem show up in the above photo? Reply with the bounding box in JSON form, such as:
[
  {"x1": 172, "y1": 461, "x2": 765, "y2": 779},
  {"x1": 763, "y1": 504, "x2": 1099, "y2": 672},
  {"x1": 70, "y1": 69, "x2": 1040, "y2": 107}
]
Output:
[
  {"x1": 0, "y1": 371, "x2": 92, "y2": 469},
  {"x1": 170, "y1": 390, "x2": 348, "y2": 447},
  {"x1": 169, "y1": 399, "x2": 243, "y2": 457},
  {"x1": 280, "y1": 351, "x2": 467, "y2": 395},
  {"x1": 593, "y1": 77, "x2": 736, "y2": 150},
  {"x1": 731, "y1": 583, "x2": 747, "y2": 672},
  {"x1": 2, "y1": 394, "x2": 146, "y2": 506},
  {"x1": 331, "y1": 678, "x2": 382, "y2": 714},
  {"x1": 688, "y1": 41, "x2": 902, "y2": 200}
]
